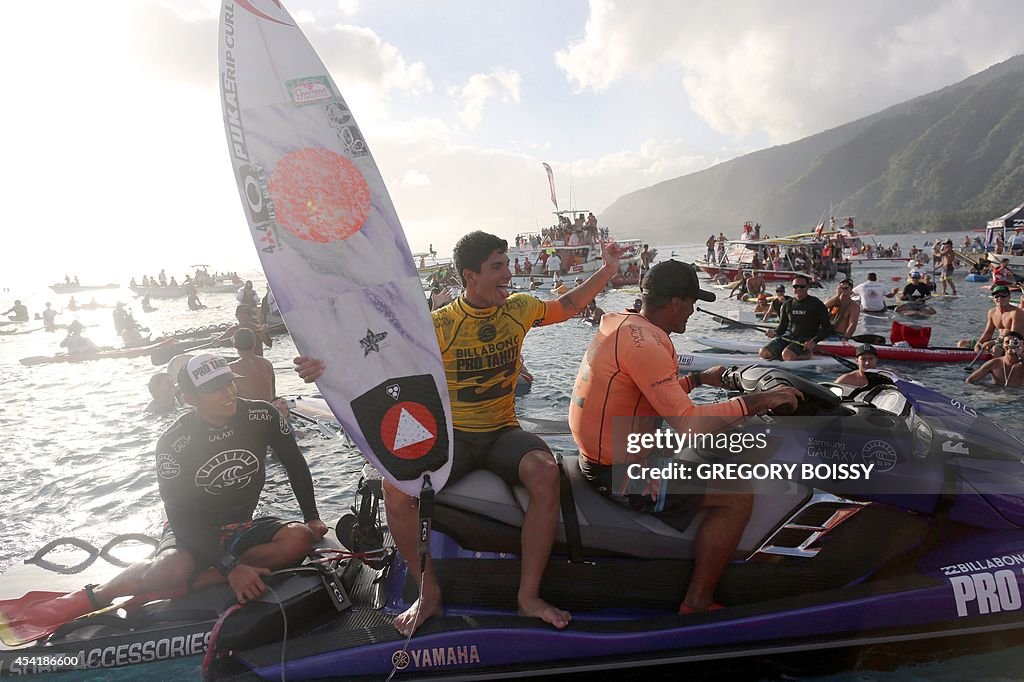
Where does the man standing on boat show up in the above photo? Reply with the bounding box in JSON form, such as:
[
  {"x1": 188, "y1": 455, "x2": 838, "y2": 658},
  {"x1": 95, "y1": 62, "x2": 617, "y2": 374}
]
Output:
[
  {"x1": 568, "y1": 261, "x2": 801, "y2": 614},
  {"x1": 295, "y1": 231, "x2": 626, "y2": 636},
  {"x1": 759, "y1": 275, "x2": 832, "y2": 360},
  {"x1": 640, "y1": 244, "x2": 654, "y2": 280},
  {"x1": 545, "y1": 250, "x2": 562, "y2": 278}
]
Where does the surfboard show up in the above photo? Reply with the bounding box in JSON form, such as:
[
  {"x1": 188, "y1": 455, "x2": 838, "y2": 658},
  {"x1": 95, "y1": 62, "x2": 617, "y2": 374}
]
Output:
[{"x1": 219, "y1": 1, "x2": 451, "y2": 496}]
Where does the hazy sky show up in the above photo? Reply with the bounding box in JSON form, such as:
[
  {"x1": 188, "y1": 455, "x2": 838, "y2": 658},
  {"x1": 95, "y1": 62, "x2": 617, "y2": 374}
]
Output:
[{"x1": 4, "y1": 0, "x2": 1022, "y2": 287}]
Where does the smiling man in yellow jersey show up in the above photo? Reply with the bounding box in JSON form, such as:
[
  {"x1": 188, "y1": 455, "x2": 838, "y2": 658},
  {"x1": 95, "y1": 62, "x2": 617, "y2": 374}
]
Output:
[{"x1": 295, "y1": 230, "x2": 625, "y2": 636}]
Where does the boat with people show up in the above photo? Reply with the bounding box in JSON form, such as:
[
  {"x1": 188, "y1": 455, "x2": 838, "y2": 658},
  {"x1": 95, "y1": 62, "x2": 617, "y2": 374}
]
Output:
[
  {"x1": 695, "y1": 223, "x2": 851, "y2": 284},
  {"x1": 48, "y1": 283, "x2": 120, "y2": 294},
  {"x1": 187, "y1": 365, "x2": 1024, "y2": 680},
  {"x1": 506, "y1": 217, "x2": 649, "y2": 291},
  {"x1": 128, "y1": 283, "x2": 239, "y2": 299},
  {"x1": 977, "y1": 200, "x2": 1024, "y2": 270}
]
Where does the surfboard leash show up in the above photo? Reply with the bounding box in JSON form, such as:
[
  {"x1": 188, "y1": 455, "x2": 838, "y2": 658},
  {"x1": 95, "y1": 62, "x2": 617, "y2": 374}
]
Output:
[{"x1": 385, "y1": 477, "x2": 434, "y2": 682}]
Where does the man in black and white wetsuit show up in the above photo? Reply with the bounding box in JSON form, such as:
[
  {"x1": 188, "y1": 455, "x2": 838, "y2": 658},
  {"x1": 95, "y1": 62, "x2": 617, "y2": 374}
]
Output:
[
  {"x1": 759, "y1": 274, "x2": 832, "y2": 360},
  {"x1": 153, "y1": 359, "x2": 325, "y2": 599},
  {"x1": 18, "y1": 354, "x2": 328, "y2": 632}
]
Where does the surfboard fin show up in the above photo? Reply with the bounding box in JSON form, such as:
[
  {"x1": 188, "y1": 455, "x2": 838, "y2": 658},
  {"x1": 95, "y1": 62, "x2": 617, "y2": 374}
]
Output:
[
  {"x1": 0, "y1": 585, "x2": 187, "y2": 646},
  {"x1": 0, "y1": 589, "x2": 94, "y2": 646}
]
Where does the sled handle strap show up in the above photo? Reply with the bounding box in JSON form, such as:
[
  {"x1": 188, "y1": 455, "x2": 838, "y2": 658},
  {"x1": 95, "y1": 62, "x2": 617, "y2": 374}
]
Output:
[
  {"x1": 417, "y1": 475, "x2": 434, "y2": 571},
  {"x1": 556, "y1": 454, "x2": 585, "y2": 564}
]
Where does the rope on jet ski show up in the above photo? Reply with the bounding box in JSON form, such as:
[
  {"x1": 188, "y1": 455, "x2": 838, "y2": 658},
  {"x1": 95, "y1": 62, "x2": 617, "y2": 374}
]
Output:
[
  {"x1": 201, "y1": 566, "x2": 330, "y2": 681},
  {"x1": 386, "y1": 476, "x2": 434, "y2": 682},
  {"x1": 201, "y1": 602, "x2": 244, "y2": 679}
]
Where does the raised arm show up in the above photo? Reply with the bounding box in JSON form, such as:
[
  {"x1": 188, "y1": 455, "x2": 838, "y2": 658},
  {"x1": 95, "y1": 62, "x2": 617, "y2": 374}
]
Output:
[{"x1": 544, "y1": 241, "x2": 625, "y2": 324}]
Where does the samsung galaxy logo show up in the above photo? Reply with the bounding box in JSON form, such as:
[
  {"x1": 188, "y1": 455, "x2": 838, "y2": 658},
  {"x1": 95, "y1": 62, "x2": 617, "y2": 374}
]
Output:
[
  {"x1": 172, "y1": 434, "x2": 191, "y2": 453},
  {"x1": 209, "y1": 429, "x2": 235, "y2": 442},
  {"x1": 249, "y1": 411, "x2": 273, "y2": 421}
]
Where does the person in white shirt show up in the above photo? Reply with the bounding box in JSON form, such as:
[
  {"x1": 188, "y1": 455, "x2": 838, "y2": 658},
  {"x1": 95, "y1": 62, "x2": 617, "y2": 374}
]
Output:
[
  {"x1": 852, "y1": 272, "x2": 890, "y2": 313},
  {"x1": 545, "y1": 252, "x2": 562, "y2": 276}
]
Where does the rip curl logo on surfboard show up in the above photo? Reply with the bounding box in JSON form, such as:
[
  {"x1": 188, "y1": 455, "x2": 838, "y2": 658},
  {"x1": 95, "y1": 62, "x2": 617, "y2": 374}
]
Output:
[{"x1": 352, "y1": 376, "x2": 449, "y2": 478}]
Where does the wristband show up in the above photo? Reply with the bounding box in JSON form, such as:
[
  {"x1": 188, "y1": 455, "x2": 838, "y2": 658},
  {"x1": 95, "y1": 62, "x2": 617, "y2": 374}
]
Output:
[{"x1": 216, "y1": 553, "x2": 239, "y2": 576}]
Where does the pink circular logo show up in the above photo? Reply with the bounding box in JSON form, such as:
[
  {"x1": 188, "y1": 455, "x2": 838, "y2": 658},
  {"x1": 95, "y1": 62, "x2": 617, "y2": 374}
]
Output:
[{"x1": 269, "y1": 148, "x2": 371, "y2": 243}]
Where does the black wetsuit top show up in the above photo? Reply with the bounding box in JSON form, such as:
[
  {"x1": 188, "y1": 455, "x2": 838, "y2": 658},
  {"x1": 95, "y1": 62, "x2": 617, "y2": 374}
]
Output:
[
  {"x1": 901, "y1": 283, "x2": 932, "y2": 300},
  {"x1": 154, "y1": 399, "x2": 319, "y2": 568},
  {"x1": 775, "y1": 295, "x2": 832, "y2": 342}
]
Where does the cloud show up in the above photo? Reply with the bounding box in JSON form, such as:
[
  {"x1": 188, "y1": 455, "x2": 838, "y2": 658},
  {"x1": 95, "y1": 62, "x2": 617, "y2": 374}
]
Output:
[
  {"x1": 366, "y1": 120, "x2": 734, "y2": 256},
  {"x1": 129, "y1": 1, "x2": 431, "y2": 116},
  {"x1": 401, "y1": 169, "x2": 432, "y2": 187},
  {"x1": 556, "y1": 0, "x2": 1024, "y2": 143},
  {"x1": 456, "y1": 68, "x2": 522, "y2": 129},
  {"x1": 337, "y1": 0, "x2": 360, "y2": 16}
]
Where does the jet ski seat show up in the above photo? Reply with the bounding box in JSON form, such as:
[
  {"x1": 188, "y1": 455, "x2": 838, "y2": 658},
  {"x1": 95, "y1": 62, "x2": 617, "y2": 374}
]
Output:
[{"x1": 436, "y1": 454, "x2": 810, "y2": 560}]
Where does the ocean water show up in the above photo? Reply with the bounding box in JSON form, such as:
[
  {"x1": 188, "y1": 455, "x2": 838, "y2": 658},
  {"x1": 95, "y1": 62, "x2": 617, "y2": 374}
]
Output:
[{"x1": 1, "y1": 232, "x2": 1023, "y2": 680}]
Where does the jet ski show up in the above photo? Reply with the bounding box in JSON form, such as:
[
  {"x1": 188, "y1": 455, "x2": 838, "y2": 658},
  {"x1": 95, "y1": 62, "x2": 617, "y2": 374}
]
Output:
[
  {"x1": 0, "y1": 535, "x2": 349, "y2": 678},
  {"x1": 203, "y1": 366, "x2": 1024, "y2": 680}
]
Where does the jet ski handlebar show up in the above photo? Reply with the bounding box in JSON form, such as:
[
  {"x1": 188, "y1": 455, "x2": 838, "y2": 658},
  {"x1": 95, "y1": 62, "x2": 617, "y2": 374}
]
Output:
[{"x1": 721, "y1": 365, "x2": 842, "y2": 414}]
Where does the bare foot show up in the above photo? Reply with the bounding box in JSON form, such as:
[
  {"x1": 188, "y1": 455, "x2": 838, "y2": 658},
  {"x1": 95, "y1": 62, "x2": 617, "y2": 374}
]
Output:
[
  {"x1": 393, "y1": 594, "x2": 443, "y2": 637},
  {"x1": 518, "y1": 595, "x2": 571, "y2": 629}
]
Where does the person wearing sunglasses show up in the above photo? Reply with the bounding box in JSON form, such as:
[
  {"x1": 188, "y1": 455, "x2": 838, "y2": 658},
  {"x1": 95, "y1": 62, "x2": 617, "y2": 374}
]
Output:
[
  {"x1": 759, "y1": 274, "x2": 832, "y2": 360},
  {"x1": 970, "y1": 285, "x2": 1024, "y2": 358},
  {"x1": 967, "y1": 331, "x2": 1024, "y2": 386}
]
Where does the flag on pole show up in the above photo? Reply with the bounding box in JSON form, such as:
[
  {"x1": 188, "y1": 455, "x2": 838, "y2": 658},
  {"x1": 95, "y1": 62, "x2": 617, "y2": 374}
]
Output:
[{"x1": 541, "y1": 163, "x2": 558, "y2": 210}]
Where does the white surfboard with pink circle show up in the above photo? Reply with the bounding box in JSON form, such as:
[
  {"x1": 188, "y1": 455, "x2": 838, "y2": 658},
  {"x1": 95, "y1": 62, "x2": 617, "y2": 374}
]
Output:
[{"x1": 218, "y1": 0, "x2": 452, "y2": 495}]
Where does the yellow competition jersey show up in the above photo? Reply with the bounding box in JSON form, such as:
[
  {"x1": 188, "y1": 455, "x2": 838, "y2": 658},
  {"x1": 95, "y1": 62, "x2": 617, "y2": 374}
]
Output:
[{"x1": 433, "y1": 293, "x2": 550, "y2": 432}]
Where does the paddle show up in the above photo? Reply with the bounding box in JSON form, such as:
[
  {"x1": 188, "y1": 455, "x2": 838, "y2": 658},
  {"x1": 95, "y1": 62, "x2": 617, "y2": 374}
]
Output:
[
  {"x1": 779, "y1": 336, "x2": 858, "y2": 371},
  {"x1": 150, "y1": 336, "x2": 224, "y2": 366},
  {"x1": 964, "y1": 343, "x2": 990, "y2": 372},
  {"x1": 696, "y1": 306, "x2": 773, "y2": 331}
]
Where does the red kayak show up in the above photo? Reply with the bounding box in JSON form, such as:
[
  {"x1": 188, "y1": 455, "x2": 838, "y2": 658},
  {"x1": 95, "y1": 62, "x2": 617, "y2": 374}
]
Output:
[{"x1": 813, "y1": 341, "x2": 991, "y2": 363}]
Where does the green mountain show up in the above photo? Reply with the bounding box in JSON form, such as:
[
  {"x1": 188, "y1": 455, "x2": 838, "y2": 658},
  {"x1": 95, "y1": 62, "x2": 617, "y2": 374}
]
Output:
[{"x1": 601, "y1": 55, "x2": 1024, "y2": 240}]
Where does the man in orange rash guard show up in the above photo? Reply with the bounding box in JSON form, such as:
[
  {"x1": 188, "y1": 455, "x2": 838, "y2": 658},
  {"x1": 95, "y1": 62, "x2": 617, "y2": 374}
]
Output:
[{"x1": 569, "y1": 260, "x2": 802, "y2": 614}]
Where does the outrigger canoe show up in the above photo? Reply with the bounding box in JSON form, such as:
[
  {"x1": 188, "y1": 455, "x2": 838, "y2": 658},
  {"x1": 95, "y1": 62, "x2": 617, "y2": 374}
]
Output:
[{"x1": 690, "y1": 336, "x2": 991, "y2": 364}]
